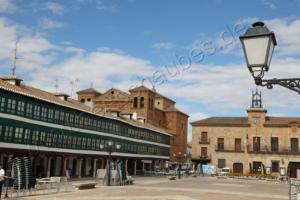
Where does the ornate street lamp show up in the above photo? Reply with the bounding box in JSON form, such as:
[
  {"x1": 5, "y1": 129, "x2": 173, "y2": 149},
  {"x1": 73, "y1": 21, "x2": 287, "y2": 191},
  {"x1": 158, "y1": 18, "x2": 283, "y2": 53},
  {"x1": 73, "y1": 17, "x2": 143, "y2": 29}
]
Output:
[
  {"x1": 100, "y1": 140, "x2": 121, "y2": 186},
  {"x1": 173, "y1": 152, "x2": 186, "y2": 179},
  {"x1": 240, "y1": 21, "x2": 300, "y2": 93}
]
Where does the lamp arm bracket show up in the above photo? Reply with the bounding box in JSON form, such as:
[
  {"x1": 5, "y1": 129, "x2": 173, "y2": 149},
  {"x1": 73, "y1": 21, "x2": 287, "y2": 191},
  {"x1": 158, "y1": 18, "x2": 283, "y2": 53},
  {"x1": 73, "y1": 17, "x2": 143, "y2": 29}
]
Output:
[{"x1": 255, "y1": 77, "x2": 300, "y2": 94}]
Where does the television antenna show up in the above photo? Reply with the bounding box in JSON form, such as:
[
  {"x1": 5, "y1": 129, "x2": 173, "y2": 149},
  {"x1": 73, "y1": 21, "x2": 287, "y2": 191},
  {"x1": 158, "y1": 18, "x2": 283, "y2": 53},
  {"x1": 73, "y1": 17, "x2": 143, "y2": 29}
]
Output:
[
  {"x1": 54, "y1": 78, "x2": 59, "y2": 93},
  {"x1": 70, "y1": 78, "x2": 80, "y2": 98},
  {"x1": 12, "y1": 40, "x2": 22, "y2": 76}
]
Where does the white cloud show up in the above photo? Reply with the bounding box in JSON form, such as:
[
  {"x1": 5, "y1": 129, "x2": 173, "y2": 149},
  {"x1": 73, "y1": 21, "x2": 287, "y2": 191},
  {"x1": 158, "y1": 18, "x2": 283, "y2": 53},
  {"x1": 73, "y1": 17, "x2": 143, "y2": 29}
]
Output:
[
  {"x1": 1, "y1": 15, "x2": 300, "y2": 117},
  {"x1": 39, "y1": 18, "x2": 63, "y2": 29},
  {"x1": 153, "y1": 42, "x2": 176, "y2": 50},
  {"x1": 265, "y1": 18, "x2": 300, "y2": 56},
  {"x1": 0, "y1": 0, "x2": 16, "y2": 13},
  {"x1": 96, "y1": 0, "x2": 119, "y2": 11},
  {"x1": 261, "y1": 0, "x2": 276, "y2": 9},
  {"x1": 42, "y1": 2, "x2": 64, "y2": 15}
]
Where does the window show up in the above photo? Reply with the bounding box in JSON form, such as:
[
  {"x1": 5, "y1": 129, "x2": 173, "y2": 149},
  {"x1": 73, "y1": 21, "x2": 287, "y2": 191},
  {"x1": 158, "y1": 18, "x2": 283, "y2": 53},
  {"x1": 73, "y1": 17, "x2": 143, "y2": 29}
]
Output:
[
  {"x1": 32, "y1": 130, "x2": 39, "y2": 145},
  {"x1": 60, "y1": 112, "x2": 65, "y2": 122},
  {"x1": 253, "y1": 137, "x2": 261, "y2": 151},
  {"x1": 271, "y1": 137, "x2": 279, "y2": 152},
  {"x1": 17, "y1": 101, "x2": 25, "y2": 115},
  {"x1": 24, "y1": 129, "x2": 30, "y2": 144},
  {"x1": 235, "y1": 138, "x2": 242, "y2": 151},
  {"x1": 33, "y1": 105, "x2": 40, "y2": 119},
  {"x1": 271, "y1": 161, "x2": 279, "y2": 173},
  {"x1": 46, "y1": 133, "x2": 52, "y2": 146},
  {"x1": 4, "y1": 126, "x2": 13, "y2": 142},
  {"x1": 48, "y1": 109, "x2": 54, "y2": 120},
  {"x1": 140, "y1": 97, "x2": 144, "y2": 108},
  {"x1": 14, "y1": 127, "x2": 23, "y2": 143},
  {"x1": 65, "y1": 113, "x2": 69, "y2": 123},
  {"x1": 201, "y1": 147, "x2": 207, "y2": 156},
  {"x1": 291, "y1": 138, "x2": 299, "y2": 153},
  {"x1": 200, "y1": 132, "x2": 208, "y2": 142},
  {"x1": 218, "y1": 159, "x2": 226, "y2": 168},
  {"x1": 7, "y1": 99, "x2": 16, "y2": 113},
  {"x1": 72, "y1": 137, "x2": 77, "y2": 148},
  {"x1": 41, "y1": 107, "x2": 47, "y2": 120},
  {"x1": 52, "y1": 134, "x2": 58, "y2": 147},
  {"x1": 217, "y1": 138, "x2": 224, "y2": 150},
  {"x1": 26, "y1": 104, "x2": 33, "y2": 117},
  {"x1": 0, "y1": 97, "x2": 5, "y2": 111},
  {"x1": 54, "y1": 110, "x2": 60, "y2": 121}
]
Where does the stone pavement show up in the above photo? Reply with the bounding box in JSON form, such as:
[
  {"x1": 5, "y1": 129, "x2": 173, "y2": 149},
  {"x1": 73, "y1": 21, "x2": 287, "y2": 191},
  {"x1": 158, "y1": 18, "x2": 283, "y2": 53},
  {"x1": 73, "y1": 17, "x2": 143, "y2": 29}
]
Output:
[{"x1": 20, "y1": 176, "x2": 289, "y2": 200}]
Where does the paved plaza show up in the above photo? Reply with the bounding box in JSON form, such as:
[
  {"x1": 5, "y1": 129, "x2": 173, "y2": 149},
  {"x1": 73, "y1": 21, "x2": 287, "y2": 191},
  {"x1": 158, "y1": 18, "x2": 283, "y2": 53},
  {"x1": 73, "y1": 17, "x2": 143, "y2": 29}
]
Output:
[{"x1": 20, "y1": 176, "x2": 289, "y2": 200}]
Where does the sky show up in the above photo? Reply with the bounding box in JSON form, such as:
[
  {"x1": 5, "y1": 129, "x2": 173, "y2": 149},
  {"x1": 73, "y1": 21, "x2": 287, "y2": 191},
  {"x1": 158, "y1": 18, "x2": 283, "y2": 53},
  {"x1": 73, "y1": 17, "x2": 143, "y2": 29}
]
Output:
[{"x1": 1, "y1": 0, "x2": 300, "y2": 141}]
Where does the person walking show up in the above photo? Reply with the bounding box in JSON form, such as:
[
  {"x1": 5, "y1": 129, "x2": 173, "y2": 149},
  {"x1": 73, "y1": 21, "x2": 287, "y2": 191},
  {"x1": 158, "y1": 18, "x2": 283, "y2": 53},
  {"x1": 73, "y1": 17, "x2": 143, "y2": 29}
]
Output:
[{"x1": 0, "y1": 166, "x2": 5, "y2": 199}]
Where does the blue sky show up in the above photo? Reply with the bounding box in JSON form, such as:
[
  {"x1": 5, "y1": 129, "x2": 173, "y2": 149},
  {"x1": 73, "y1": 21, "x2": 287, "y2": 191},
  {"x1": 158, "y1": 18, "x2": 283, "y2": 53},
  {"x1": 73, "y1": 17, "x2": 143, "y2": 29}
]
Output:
[{"x1": 1, "y1": 0, "x2": 300, "y2": 140}]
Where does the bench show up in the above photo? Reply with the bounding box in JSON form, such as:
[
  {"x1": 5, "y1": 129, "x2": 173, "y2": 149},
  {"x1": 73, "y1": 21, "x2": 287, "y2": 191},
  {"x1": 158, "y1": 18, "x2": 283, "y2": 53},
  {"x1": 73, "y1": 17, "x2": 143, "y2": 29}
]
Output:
[
  {"x1": 74, "y1": 183, "x2": 97, "y2": 190},
  {"x1": 168, "y1": 176, "x2": 176, "y2": 180}
]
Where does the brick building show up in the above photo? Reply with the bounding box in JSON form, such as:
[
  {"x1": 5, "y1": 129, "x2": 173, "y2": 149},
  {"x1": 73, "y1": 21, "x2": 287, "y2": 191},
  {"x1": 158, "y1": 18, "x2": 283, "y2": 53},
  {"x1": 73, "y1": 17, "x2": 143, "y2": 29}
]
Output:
[
  {"x1": 77, "y1": 85, "x2": 189, "y2": 162},
  {"x1": 191, "y1": 90, "x2": 300, "y2": 178}
]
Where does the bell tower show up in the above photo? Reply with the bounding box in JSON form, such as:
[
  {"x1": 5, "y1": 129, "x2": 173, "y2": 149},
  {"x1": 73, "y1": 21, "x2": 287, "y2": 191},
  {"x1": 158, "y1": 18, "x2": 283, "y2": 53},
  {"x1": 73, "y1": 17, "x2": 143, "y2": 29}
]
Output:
[
  {"x1": 247, "y1": 89, "x2": 267, "y2": 126},
  {"x1": 251, "y1": 89, "x2": 263, "y2": 108}
]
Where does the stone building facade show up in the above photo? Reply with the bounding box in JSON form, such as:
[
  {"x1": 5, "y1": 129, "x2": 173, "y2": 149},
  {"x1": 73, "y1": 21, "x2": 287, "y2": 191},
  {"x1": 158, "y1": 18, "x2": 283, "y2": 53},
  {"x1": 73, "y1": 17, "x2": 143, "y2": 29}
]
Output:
[
  {"x1": 77, "y1": 85, "x2": 189, "y2": 163},
  {"x1": 191, "y1": 91, "x2": 300, "y2": 177}
]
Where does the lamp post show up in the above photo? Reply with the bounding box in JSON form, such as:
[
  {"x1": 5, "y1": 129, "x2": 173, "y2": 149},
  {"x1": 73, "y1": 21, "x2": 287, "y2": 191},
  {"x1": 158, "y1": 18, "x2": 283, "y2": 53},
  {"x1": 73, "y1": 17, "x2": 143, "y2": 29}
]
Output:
[
  {"x1": 240, "y1": 21, "x2": 300, "y2": 94},
  {"x1": 173, "y1": 152, "x2": 186, "y2": 179},
  {"x1": 100, "y1": 141, "x2": 121, "y2": 186}
]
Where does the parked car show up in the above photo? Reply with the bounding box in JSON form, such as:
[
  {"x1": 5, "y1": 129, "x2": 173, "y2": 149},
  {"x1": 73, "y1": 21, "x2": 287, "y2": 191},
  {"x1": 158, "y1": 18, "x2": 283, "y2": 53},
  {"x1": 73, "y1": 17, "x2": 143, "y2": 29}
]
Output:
[{"x1": 219, "y1": 167, "x2": 231, "y2": 175}]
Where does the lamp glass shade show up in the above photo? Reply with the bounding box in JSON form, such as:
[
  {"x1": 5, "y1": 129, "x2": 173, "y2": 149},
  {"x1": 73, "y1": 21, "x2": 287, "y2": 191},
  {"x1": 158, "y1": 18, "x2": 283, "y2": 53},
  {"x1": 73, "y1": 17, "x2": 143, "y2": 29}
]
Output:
[
  {"x1": 241, "y1": 36, "x2": 274, "y2": 73},
  {"x1": 116, "y1": 144, "x2": 121, "y2": 149},
  {"x1": 239, "y1": 21, "x2": 277, "y2": 76},
  {"x1": 99, "y1": 144, "x2": 104, "y2": 149},
  {"x1": 107, "y1": 141, "x2": 113, "y2": 146}
]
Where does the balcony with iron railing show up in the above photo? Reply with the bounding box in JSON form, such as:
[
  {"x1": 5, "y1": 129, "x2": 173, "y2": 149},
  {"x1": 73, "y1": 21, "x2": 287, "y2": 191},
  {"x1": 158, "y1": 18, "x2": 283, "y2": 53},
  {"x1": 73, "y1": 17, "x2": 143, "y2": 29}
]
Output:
[
  {"x1": 215, "y1": 144, "x2": 245, "y2": 153},
  {"x1": 198, "y1": 137, "x2": 210, "y2": 144},
  {"x1": 247, "y1": 145, "x2": 300, "y2": 155}
]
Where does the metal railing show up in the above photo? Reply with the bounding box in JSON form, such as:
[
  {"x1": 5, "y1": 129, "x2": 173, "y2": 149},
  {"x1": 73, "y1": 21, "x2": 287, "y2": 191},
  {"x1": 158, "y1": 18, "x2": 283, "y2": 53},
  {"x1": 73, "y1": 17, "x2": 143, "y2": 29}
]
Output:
[
  {"x1": 247, "y1": 145, "x2": 300, "y2": 154},
  {"x1": 198, "y1": 137, "x2": 210, "y2": 144},
  {"x1": 215, "y1": 145, "x2": 245, "y2": 153}
]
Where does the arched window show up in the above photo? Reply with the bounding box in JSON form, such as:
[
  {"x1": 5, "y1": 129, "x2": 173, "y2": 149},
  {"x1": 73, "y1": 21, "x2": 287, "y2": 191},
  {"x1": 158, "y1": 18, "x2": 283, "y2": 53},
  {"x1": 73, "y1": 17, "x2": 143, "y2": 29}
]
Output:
[
  {"x1": 140, "y1": 97, "x2": 144, "y2": 108},
  {"x1": 81, "y1": 99, "x2": 85, "y2": 103},
  {"x1": 133, "y1": 97, "x2": 138, "y2": 108}
]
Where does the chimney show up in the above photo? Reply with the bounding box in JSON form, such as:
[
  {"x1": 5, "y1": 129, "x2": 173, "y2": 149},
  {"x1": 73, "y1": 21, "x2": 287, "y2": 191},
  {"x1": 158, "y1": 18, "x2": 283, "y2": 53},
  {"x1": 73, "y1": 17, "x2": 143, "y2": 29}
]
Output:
[
  {"x1": 120, "y1": 112, "x2": 133, "y2": 120},
  {"x1": 132, "y1": 112, "x2": 138, "y2": 120},
  {"x1": 0, "y1": 76, "x2": 23, "y2": 86},
  {"x1": 54, "y1": 93, "x2": 69, "y2": 101},
  {"x1": 106, "y1": 108, "x2": 121, "y2": 117}
]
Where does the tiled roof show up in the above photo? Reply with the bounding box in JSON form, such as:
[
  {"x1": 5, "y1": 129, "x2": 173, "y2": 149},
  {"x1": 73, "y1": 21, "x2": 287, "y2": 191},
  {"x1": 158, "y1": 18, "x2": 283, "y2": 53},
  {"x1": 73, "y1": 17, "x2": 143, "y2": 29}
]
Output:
[
  {"x1": 164, "y1": 106, "x2": 189, "y2": 117},
  {"x1": 0, "y1": 77, "x2": 171, "y2": 136},
  {"x1": 265, "y1": 117, "x2": 300, "y2": 126},
  {"x1": 0, "y1": 78, "x2": 91, "y2": 112},
  {"x1": 155, "y1": 93, "x2": 175, "y2": 103},
  {"x1": 76, "y1": 88, "x2": 101, "y2": 94},
  {"x1": 191, "y1": 117, "x2": 249, "y2": 127},
  {"x1": 191, "y1": 116, "x2": 300, "y2": 127},
  {"x1": 93, "y1": 88, "x2": 131, "y2": 102},
  {"x1": 129, "y1": 85, "x2": 155, "y2": 93}
]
